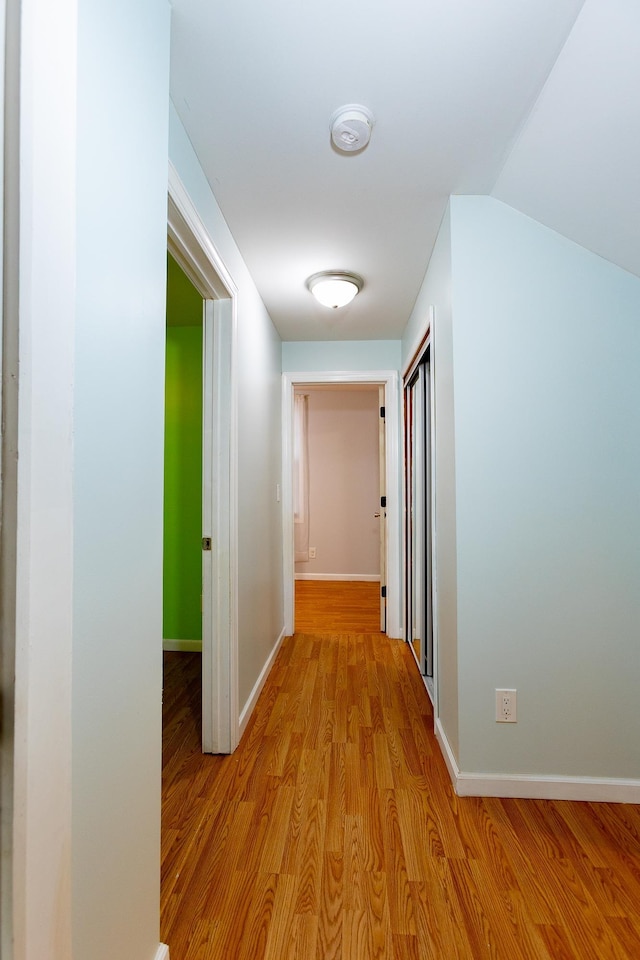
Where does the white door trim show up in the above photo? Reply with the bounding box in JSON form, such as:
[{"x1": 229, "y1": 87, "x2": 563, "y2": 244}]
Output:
[
  {"x1": 168, "y1": 163, "x2": 239, "y2": 753},
  {"x1": 378, "y1": 385, "x2": 387, "y2": 632},
  {"x1": 282, "y1": 371, "x2": 401, "y2": 638}
]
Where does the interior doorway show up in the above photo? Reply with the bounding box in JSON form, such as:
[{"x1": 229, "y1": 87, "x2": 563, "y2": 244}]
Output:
[
  {"x1": 282, "y1": 370, "x2": 401, "y2": 640},
  {"x1": 167, "y1": 167, "x2": 238, "y2": 754},
  {"x1": 163, "y1": 253, "x2": 204, "y2": 657},
  {"x1": 292, "y1": 384, "x2": 383, "y2": 633}
]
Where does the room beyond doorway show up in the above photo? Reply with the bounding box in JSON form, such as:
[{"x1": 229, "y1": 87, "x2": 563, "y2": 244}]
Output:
[{"x1": 163, "y1": 253, "x2": 203, "y2": 652}]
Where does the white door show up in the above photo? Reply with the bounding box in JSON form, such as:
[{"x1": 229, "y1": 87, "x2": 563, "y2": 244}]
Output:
[
  {"x1": 201, "y1": 300, "x2": 214, "y2": 749},
  {"x1": 201, "y1": 296, "x2": 236, "y2": 753}
]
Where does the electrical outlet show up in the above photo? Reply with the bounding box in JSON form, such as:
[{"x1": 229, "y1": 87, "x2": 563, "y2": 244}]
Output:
[
  {"x1": 495, "y1": 689, "x2": 517, "y2": 723},
  {"x1": 309, "y1": 547, "x2": 316, "y2": 559}
]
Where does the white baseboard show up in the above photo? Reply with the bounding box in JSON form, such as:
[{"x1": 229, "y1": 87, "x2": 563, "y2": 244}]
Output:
[
  {"x1": 434, "y1": 717, "x2": 461, "y2": 790},
  {"x1": 294, "y1": 573, "x2": 380, "y2": 582},
  {"x1": 155, "y1": 945, "x2": 170, "y2": 960},
  {"x1": 238, "y1": 627, "x2": 286, "y2": 738},
  {"x1": 434, "y1": 718, "x2": 640, "y2": 804},
  {"x1": 163, "y1": 639, "x2": 202, "y2": 652}
]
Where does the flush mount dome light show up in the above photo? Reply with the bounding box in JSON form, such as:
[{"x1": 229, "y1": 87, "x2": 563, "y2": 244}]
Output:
[
  {"x1": 306, "y1": 271, "x2": 363, "y2": 309},
  {"x1": 330, "y1": 104, "x2": 375, "y2": 154}
]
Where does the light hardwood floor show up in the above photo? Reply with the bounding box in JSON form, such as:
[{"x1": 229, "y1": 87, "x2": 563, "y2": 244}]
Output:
[
  {"x1": 161, "y1": 582, "x2": 640, "y2": 959},
  {"x1": 294, "y1": 579, "x2": 381, "y2": 633}
]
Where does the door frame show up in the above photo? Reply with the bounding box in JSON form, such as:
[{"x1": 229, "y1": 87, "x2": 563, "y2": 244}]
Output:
[
  {"x1": 167, "y1": 163, "x2": 239, "y2": 753},
  {"x1": 378, "y1": 385, "x2": 387, "y2": 632},
  {"x1": 282, "y1": 370, "x2": 401, "y2": 639}
]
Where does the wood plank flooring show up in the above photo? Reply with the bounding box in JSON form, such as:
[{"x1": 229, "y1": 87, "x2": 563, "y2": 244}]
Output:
[
  {"x1": 294, "y1": 579, "x2": 381, "y2": 633},
  {"x1": 161, "y1": 583, "x2": 640, "y2": 959}
]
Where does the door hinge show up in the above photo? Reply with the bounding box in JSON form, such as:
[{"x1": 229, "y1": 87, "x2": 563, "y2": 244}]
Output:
[
  {"x1": 202, "y1": 537, "x2": 212, "y2": 551},
  {"x1": 380, "y1": 496, "x2": 386, "y2": 508},
  {"x1": 381, "y1": 585, "x2": 387, "y2": 598},
  {"x1": 380, "y1": 405, "x2": 385, "y2": 418}
]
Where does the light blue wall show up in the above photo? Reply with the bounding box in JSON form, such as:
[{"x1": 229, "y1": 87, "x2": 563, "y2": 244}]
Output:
[
  {"x1": 169, "y1": 102, "x2": 284, "y2": 709},
  {"x1": 401, "y1": 204, "x2": 460, "y2": 757},
  {"x1": 283, "y1": 339, "x2": 401, "y2": 373},
  {"x1": 401, "y1": 207, "x2": 450, "y2": 372},
  {"x1": 73, "y1": 2, "x2": 171, "y2": 958},
  {"x1": 449, "y1": 196, "x2": 640, "y2": 779}
]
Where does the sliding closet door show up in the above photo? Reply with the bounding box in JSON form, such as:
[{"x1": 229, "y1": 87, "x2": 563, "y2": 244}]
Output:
[
  {"x1": 423, "y1": 358, "x2": 433, "y2": 679},
  {"x1": 405, "y1": 347, "x2": 433, "y2": 688},
  {"x1": 411, "y1": 366, "x2": 427, "y2": 672}
]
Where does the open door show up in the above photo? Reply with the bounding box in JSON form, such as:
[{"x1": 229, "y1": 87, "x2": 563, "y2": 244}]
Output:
[
  {"x1": 201, "y1": 300, "x2": 214, "y2": 747},
  {"x1": 200, "y1": 296, "x2": 236, "y2": 753}
]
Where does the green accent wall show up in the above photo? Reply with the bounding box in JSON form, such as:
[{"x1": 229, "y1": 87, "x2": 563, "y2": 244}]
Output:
[{"x1": 163, "y1": 253, "x2": 203, "y2": 641}]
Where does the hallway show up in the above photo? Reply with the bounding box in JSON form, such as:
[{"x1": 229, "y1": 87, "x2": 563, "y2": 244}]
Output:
[{"x1": 161, "y1": 589, "x2": 640, "y2": 959}]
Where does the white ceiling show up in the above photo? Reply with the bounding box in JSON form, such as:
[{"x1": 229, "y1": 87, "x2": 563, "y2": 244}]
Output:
[
  {"x1": 170, "y1": 0, "x2": 638, "y2": 342},
  {"x1": 493, "y1": 0, "x2": 640, "y2": 280}
]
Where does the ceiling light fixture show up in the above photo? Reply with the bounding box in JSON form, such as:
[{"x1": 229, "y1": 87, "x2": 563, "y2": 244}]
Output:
[
  {"x1": 330, "y1": 104, "x2": 375, "y2": 154},
  {"x1": 306, "y1": 271, "x2": 363, "y2": 309}
]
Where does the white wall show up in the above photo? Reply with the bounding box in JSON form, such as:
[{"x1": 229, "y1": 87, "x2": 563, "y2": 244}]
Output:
[
  {"x1": 0, "y1": 0, "x2": 10, "y2": 948},
  {"x1": 13, "y1": 2, "x2": 172, "y2": 960},
  {"x1": 406, "y1": 195, "x2": 640, "y2": 791},
  {"x1": 73, "y1": 3, "x2": 171, "y2": 959},
  {"x1": 12, "y1": 2, "x2": 77, "y2": 956},
  {"x1": 169, "y1": 103, "x2": 284, "y2": 711},
  {"x1": 295, "y1": 389, "x2": 380, "y2": 579}
]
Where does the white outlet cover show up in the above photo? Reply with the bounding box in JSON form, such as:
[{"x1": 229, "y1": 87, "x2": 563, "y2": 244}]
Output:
[{"x1": 495, "y1": 688, "x2": 517, "y2": 722}]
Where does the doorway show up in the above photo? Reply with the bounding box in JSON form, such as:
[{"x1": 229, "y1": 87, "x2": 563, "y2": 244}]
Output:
[
  {"x1": 292, "y1": 384, "x2": 382, "y2": 632},
  {"x1": 282, "y1": 370, "x2": 401, "y2": 639},
  {"x1": 167, "y1": 167, "x2": 238, "y2": 754},
  {"x1": 163, "y1": 253, "x2": 203, "y2": 656}
]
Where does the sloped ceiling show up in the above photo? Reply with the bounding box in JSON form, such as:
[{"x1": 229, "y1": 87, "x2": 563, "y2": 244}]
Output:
[
  {"x1": 170, "y1": 0, "x2": 637, "y2": 341},
  {"x1": 493, "y1": 0, "x2": 640, "y2": 281}
]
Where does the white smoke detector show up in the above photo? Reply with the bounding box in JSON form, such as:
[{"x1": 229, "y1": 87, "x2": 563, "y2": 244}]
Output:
[{"x1": 330, "y1": 104, "x2": 375, "y2": 154}]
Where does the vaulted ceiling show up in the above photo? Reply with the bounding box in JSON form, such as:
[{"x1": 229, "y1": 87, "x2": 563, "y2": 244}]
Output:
[{"x1": 170, "y1": 0, "x2": 640, "y2": 341}]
